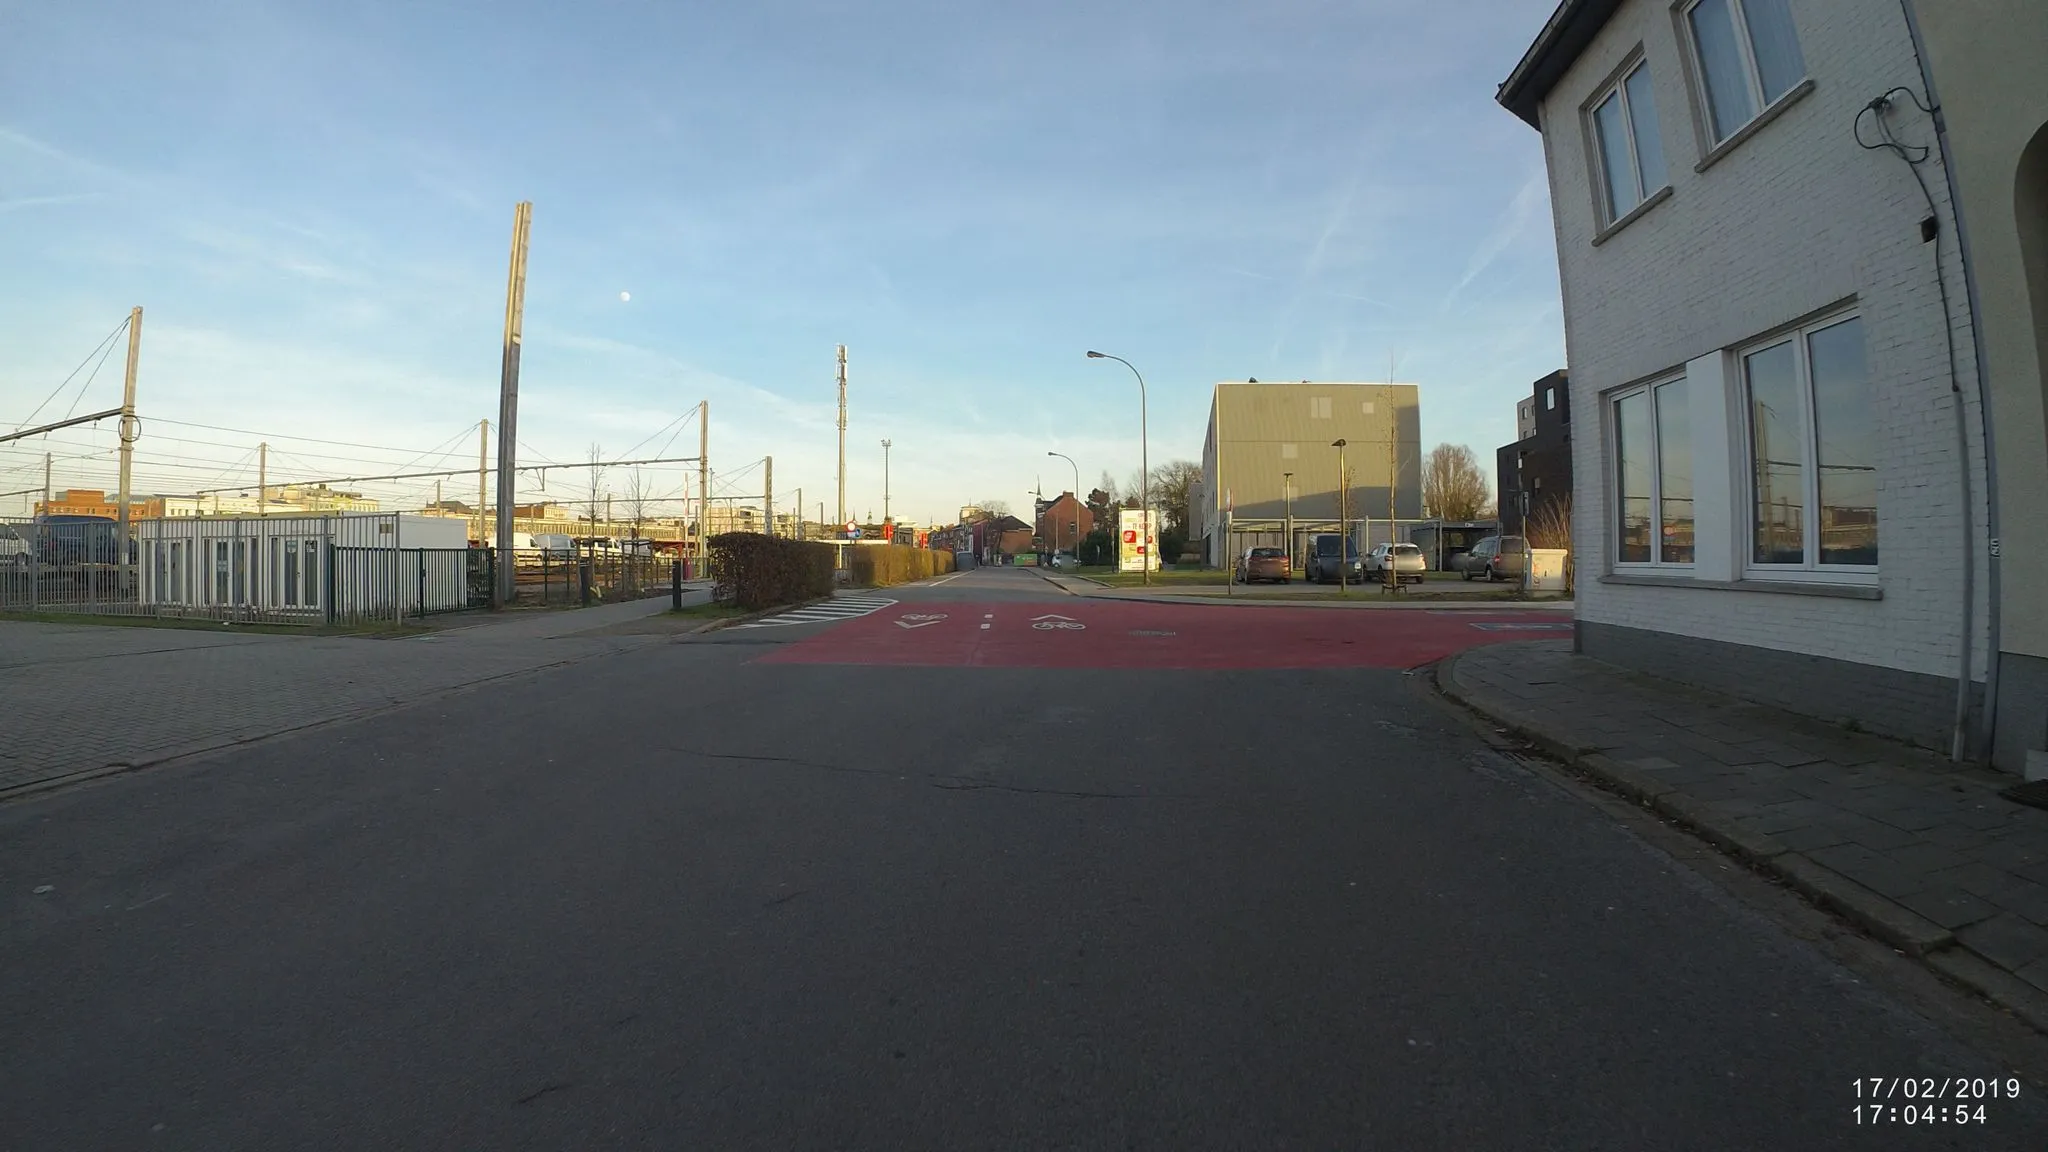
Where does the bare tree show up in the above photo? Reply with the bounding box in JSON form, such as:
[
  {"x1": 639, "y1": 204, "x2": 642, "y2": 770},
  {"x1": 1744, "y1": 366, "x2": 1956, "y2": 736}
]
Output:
[
  {"x1": 1147, "y1": 460, "x2": 1203, "y2": 533},
  {"x1": 1421, "y1": 444, "x2": 1490, "y2": 521},
  {"x1": 622, "y1": 468, "x2": 652, "y2": 542},
  {"x1": 967, "y1": 499, "x2": 1012, "y2": 521},
  {"x1": 586, "y1": 443, "x2": 606, "y2": 532}
]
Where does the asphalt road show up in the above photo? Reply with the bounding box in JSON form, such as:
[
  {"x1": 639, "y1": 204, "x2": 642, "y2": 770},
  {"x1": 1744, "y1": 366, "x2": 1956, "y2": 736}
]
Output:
[{"x1": 4, "y1": 566, "x2": 2044, "y2": 1149}]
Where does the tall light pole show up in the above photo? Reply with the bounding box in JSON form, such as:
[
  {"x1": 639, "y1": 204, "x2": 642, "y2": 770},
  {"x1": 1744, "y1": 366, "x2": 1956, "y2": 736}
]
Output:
[
  {"x1": 881, "y1": 439, "x2": 892, "y2": 526},
  {"x1": 1283, "y1": 471, "x2": 1295, "y2": 572},
  {"x1": 1086, "y1": 351, "x2": 1149, "y2": 585},
  {"x1": 1048, "y1": 450, "x2": 1080, "y2": 561},
  {"x1": 1332, "y1": 440, "x2": 1349, "y2": 598}
]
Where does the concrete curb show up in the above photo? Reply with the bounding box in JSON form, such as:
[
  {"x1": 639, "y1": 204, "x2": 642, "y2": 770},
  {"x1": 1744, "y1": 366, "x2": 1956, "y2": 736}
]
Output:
[
  {"x1": 1094, "y1": 592, "x2": 1575, "y2": 612},
  {"x1": 1029, "y1": 570, "x2": 1082, "y2": 596},
  {"x1": 1431, "y1": 648, "x2": 2048, "y2": 1034}
]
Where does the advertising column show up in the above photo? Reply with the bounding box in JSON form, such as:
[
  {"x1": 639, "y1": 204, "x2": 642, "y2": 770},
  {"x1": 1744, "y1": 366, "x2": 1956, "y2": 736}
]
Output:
[{"x1": 1117, "y1": 508, "x2": 1160, "y2": 573}]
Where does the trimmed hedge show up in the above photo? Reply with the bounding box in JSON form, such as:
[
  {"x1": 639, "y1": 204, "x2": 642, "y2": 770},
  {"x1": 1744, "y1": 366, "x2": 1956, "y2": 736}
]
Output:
[
  {"x1": 709, "y1": 532, "x2": 835, "y2": 610},
  {"x1": 848, "y1": 544, "x2": 957, "y2": 588}
]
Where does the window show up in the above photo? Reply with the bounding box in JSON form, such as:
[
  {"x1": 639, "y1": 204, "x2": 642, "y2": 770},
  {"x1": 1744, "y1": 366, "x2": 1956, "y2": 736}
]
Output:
[
  {"x1": 1612, "y1": 376, "x2": 1693, "y2": 565},
  {"x1": 1685, "y1": 0, "x2": 1806, "y2": 143},
  {"x1": 1588, "y1": 60, "x2": 1668, "y2": 223},
  {"x1": 1310, "y1": 397, "x2": 1332, "y2": 419},
  {"x1": 1743, "y1": 314, "x2": 1876, "y2": 572},
  {"x1": 1281, "y1": 443, "x2": 1298, "y2": 459},
  {"x1": 1545, "y1": 386, "x2": 1557, "y2": 410}
]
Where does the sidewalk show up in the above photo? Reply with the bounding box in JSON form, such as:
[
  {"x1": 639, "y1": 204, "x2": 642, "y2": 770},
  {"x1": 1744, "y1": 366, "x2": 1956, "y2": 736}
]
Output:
[
  {"x1": 1032, "y1": 568, "x2": 1571, "y2": 610},
  {"x1": 0, "y1": 593, "x2": 706, "y2": 799},
  {"x1": 1439, "y1": 639, "x2": 2048, "y2": 1031},
  {"x1": 416, "y1": 584, "x2": 712, "y2": 642}
]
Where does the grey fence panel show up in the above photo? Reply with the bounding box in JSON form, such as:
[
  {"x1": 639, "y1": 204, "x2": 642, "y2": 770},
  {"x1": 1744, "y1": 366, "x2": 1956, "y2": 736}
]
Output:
[{"x1": 1, "y1": 516, "x2": 143, "y2": 618}]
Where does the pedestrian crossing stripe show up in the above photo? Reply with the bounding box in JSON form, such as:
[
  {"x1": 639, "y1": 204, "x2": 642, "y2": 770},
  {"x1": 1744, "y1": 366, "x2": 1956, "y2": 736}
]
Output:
[{"x1": 732, "y1": 596, "x2": 899, "y2": 629}]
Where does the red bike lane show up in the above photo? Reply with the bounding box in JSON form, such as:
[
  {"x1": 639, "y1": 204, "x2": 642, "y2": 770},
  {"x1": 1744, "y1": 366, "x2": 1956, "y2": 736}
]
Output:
[{"x1": 752, "y1": 601, "x2": 1573, "y2": 671}]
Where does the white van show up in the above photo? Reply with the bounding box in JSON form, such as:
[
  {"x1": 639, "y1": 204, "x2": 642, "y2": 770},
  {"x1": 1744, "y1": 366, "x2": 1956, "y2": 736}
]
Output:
[{"x1": 531, "y1": 533, "x2": 577, "y2": 556}]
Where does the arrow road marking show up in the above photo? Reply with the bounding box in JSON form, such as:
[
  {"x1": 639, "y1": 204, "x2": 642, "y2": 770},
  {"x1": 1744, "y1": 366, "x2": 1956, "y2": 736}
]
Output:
[
  {"x1": 896, "y1": 619, "x2": 944, "y2": 629},
  {"x1": 1031, "y1": 614, "x2": 1077, "y2": 622}
]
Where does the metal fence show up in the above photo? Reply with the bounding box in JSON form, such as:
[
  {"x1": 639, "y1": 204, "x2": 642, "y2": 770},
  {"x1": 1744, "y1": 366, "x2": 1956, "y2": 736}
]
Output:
[
  {"x1": 508, "y1": 546, "x2": 677, "y2": 607},
  {"x1": 0, "y1": 515, "x2": 490, "y2": 625},
  {"x1": 328, "y1": 546, "x2": 481, "y2": 625},
  {"x1": 0, "y1": 517, "x2": 144, "y2": 617}
]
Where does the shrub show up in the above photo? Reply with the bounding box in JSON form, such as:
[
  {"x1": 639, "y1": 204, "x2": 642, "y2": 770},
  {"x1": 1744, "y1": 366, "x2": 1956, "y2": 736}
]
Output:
[
  {"x1": 709, "y1": 532, "x2": 835, "y2": 610},
  {"x1": 847, "y1": 544, "x2": 957, "y2": 588}
]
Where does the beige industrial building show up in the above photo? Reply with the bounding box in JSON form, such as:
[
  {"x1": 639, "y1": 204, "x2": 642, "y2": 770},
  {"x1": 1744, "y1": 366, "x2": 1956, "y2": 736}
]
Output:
[{"x1": 1192, "y1": 381, "x2": 1422, "y2": 567}]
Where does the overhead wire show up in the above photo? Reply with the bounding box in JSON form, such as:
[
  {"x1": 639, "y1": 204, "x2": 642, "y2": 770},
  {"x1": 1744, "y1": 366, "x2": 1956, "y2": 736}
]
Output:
[
  {"x1": 61, "y1": 325, "x2": 129, "y2": 424},
  {"x1": 10, "y1": 313, "x2": 130, "y2": 432}
]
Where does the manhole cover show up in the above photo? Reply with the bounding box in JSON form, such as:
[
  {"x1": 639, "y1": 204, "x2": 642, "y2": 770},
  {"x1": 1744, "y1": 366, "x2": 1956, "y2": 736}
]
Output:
[{"x1": 1129, "y1": 629, "x2": 1177, "y2": 637}]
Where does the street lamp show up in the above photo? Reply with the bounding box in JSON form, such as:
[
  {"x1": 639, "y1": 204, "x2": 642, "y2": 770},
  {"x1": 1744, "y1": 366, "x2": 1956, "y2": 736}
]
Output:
[
  {"x1": 881, "y1": 439, "x2": 892, "y2": 526},
  {"x1": 1283, "y1": 471, "x2": 1295, "y2": 572},
  {"x1": 1048, "y1": 450, "x2": 1080, "y2": 562},
  {"x1": 1332, "y1": 440, "x2": 1349, "y2": 598},
  {"x1": 1086, "y1": 351, "x2": 1149, "y2": 585}
]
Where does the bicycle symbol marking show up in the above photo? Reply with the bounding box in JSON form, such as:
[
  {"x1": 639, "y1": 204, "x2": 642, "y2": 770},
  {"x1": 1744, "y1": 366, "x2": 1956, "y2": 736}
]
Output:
[{"x1": 1032, "y1": 620, "x2": 1087, "y2": 631}]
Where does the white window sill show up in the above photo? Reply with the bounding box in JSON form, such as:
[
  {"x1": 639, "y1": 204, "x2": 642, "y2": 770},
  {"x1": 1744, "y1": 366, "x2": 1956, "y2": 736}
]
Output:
[
  {"x1": 1601, "y1": 570, "x2": 1881, "y2": 600},
  {"x1": 1590, "y1": 185, "x2": 1673, "y2": 247},
  {"x1": 1694, "y1": 78, "x2": 1817, "y2": 174}
]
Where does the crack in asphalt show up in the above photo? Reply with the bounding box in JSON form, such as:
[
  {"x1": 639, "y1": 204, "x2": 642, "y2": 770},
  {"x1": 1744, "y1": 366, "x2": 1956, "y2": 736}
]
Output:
[{"x1": 515, "y1": 1082, "x2": 573, "y2": 1106}]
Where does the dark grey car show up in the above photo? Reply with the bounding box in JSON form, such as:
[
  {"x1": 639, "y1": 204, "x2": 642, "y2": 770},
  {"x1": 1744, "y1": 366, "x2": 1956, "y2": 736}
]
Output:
[{"x1": 1304, "y1": 534, "x2": 1364, "y2": 584}]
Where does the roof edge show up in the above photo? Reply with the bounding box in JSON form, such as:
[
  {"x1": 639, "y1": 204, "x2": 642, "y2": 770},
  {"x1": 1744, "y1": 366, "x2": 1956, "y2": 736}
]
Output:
[{"x1": 1495, "y1": 0, "x2": 1623, "y2": 129}]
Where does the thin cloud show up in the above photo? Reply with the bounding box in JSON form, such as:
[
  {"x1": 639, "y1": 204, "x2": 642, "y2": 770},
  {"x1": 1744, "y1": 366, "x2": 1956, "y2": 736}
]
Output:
[
  {"x1": 0, "y1": 192, "x2": 107, "y2": 213},
  {"x1": 1441, "y1": 167, "x2": 1549, "y2": 313}
]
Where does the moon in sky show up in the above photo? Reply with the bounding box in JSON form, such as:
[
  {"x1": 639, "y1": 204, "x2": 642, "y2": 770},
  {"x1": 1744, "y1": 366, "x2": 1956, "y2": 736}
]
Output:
[{"x1": 619, "y1": 291, "x2": 632, "y2": 303}]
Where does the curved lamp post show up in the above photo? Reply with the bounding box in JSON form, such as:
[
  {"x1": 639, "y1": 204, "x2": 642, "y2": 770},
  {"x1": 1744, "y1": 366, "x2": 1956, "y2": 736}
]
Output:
[
  {"x1": 1047, "y1": 450, "x2": 1081, "y2": 561},
  {"x1": 1085, "y1": 351, "x2": 1149, "y2": 585}
]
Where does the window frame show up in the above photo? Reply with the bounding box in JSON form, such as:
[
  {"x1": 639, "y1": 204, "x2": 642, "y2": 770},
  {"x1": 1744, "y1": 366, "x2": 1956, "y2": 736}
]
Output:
[
  {"x1": 1679, "y1": 0, "x2": 1808, "y2": 146},
  {"x1": 1607, "y1": 372, "x2": 1693, "y2": 571},
  {"x1": 1583, "y1": 54, "x2": 1669, "y2": 227},
  {"x1": 1737, "y1": 310, "x2": 1878, "y2": 584}
]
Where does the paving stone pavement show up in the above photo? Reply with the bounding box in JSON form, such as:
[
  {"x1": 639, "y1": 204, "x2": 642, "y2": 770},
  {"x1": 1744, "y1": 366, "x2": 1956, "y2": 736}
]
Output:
[
  {"x1": 0, "y1": 598, "x2": 685, "y2": 797},
  {"x1": 1440, "y1": 638, "x2": 2048, "y2": 1030}
]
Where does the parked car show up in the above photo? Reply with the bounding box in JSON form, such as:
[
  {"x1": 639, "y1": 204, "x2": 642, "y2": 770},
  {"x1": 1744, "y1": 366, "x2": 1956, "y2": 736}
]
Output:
[
  {"x1": 1365, "y1": 542, "x2": 1427, "y2": 584},
  {"x1": 1234, "y1": 546, "x2": 1290, "y2": 584},
  {"x1": 0, "y1": 525, "x2": 28, "y2": 568},
  {"x1": 1303, "y1": 534, "x2": 1364, "y2": 584},
  {"x1": 530, "y1": 533, "x2": 577, "y2": 556},
  {"x1": 1457, "y1": 535, "x2": 1528, "y2": 582}
]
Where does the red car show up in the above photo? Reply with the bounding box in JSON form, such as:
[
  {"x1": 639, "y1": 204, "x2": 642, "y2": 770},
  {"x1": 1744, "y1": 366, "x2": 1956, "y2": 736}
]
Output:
[{"x1": 1234, "y1": 546, "x2": 1291, "y2": 584}]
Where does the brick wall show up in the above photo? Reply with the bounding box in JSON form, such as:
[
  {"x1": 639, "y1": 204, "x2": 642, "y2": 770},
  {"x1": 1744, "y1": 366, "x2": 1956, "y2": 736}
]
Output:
[{"x1": 1537, "y1": 0, "x2": 1990, "y2": 684}]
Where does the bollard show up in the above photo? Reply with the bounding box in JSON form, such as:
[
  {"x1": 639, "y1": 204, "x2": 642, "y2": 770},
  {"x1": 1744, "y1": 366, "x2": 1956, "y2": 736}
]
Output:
[{"x1": 672, "y1": 559, "x2": 683, "y2": 609}]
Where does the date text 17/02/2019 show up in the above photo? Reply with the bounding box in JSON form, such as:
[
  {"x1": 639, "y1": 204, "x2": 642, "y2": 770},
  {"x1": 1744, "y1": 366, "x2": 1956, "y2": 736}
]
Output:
[{"x1": 1851, "y1": 1078, "x2": 2020, "y2": 1125}]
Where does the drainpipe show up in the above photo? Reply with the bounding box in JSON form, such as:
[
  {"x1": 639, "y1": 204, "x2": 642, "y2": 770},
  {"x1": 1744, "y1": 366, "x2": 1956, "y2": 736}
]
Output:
[{"x1": 1900, "y1": 0, "x2": 2004, "y2": 762}]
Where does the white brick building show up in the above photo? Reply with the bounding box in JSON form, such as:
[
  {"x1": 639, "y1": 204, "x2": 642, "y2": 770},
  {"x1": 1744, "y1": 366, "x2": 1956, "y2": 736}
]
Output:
[{"x1": 1498, "y1": 0, "x2": 1996, "y2": 755}]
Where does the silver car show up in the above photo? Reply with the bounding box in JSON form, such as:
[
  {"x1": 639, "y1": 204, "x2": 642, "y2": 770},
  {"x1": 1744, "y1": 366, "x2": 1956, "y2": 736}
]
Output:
[{"x1": 1365, "y1": 542, "x2": 1426, "y2": 584}]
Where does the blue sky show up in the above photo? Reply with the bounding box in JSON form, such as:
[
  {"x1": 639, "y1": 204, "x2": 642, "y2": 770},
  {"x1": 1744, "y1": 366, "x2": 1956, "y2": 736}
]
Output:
[{"x1": 1, "y1": 0, "x2": 1564, "y2": 526}]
